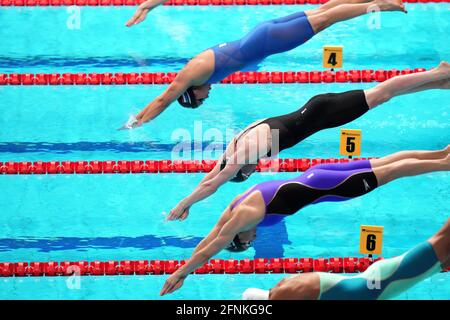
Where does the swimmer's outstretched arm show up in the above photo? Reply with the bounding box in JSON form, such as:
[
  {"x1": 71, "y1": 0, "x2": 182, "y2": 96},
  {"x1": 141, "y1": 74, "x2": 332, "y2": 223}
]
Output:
[
  {"x1": 167, "y1": 155, "x2": 246, "y2": 221},
  {"x1": 165, "y1": 157, "x2": 224, "y2": 220},
  {"x1": 167, "y1": 135, "x2": 261, "y2": 220},
  {"x1": 190, "y1": 205, "x2": 236, "y2": 255},
  {"x1": 121, "y1": 71, "x2": 192, "y2": 129},
  {"x1": 121, "y1": 59, "x2": 212, "y2": 129},
  {"x1": 160, "y1": 215, "x2": 251, "y2": 296},
  {"x1": 126, "y1": 0, "x2": 169, "y2": 27},
  {"x1": 168, "y1": 124, "x2": 269, "y2": 220},
  {"x1": 160, "y1": 231, "x2": 232, "y2": 296}
]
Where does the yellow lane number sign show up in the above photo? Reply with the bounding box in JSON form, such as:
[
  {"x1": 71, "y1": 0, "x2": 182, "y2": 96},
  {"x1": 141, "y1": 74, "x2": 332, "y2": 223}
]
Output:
[
  {"x1": 340, "y1": 129, "x2": 362, "y2": 157},
  {"x1": 323, "y1": 45, "x2": 343, "y2": 69},
  {"x1": 360, "y1": 225, "x2": 384, "y2": 255}
]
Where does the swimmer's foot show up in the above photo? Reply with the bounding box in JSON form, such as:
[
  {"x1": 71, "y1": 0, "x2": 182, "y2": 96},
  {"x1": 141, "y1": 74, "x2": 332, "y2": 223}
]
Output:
[
  {"x1": 436, "y1": 145, "x2": 450, "y2": 160},
  {"x1": 374, "y1": 0, "x2": 407, "y2": 13},
  {"x1": 444, "y1": 145, "x2": 450, "y2": 155},
  {"x1": 435, "y1": 61, "x2": 450, "y2": 78},
  {"x1": 443, "y1": 154, "x2": 450, "y2": 168}
]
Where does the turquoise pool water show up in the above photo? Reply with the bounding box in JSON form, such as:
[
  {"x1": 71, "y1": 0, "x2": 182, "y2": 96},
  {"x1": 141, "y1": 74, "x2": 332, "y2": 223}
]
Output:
[
  {"x1": 0, "y1": 5, "x2": 449, "y2": 73},
  {"x1": 0, "y1": 4, "x2": 449, "y2": 300}
]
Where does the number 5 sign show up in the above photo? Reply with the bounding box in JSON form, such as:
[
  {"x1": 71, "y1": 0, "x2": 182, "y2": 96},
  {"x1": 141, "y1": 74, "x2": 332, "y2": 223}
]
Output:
[
  {"x1": 360, "y1": 225, "x2": 384, "y2": 255},
  {"x1": 340, "y1": 129, "x2": 362, "y2": 157}
]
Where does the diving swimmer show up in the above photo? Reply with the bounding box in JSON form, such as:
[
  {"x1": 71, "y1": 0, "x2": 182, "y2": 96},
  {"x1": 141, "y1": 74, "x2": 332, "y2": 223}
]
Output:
[
  {"x1": 167, "y1": 62, "x2": 450, "y2": 221},
  {"x1": 122, "y1": 0, "x2": 407, "y2": 128},
  {"x1": 243, "y1": 218, "x2": 450, "y2": 300},
  {"x1": 159, "y1": 147, "x2": 450, "y2": 296}
]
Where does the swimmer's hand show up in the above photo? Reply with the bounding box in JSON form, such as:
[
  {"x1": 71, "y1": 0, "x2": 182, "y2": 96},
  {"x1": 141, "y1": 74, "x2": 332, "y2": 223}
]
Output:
[
  {"x1": 126, "y1": 1, "x2": 154, "y2": 27},
  {"x1": 167, "y1": 204, "x2": 190, "y2": 221},
  {"x1": 117, "y1": 115, "x2": 141, "y2": 130},
  {"x1": 160, "y1": 272, "x2": 187, "y2": 296}
]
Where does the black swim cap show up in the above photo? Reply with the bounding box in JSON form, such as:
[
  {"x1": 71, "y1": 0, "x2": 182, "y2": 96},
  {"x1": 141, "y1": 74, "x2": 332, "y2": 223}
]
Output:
[
  {"x1": 225, "y1": 235, "x2": 252, "y2": 252},
  {"x1": 230, "y1": 171, "x2": 250, "y2": 183},
  {"x1": 177, "y1": 87, "x2": 199, "y2": 109}
]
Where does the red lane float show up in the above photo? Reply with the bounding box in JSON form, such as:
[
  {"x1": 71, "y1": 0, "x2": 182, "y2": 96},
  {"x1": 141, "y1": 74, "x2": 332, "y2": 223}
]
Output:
[
  {"x1": 1, "y1": 258, "x2": 448, "y2": 277},
  {"x1": 0, "y1": 158, "x2": 378, "y2": 175},
  {"x1": 0, "y1": 0, "x2": 445, "y2": 5},
  {"x1": 0, "y1": 68, "x2": 428, "y2": 86}
]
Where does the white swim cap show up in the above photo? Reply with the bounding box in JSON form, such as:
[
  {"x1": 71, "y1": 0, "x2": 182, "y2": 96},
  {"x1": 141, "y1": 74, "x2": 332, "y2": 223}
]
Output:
[{"x1": 242, "y1": 288, "x2": 269, "y2": 300}]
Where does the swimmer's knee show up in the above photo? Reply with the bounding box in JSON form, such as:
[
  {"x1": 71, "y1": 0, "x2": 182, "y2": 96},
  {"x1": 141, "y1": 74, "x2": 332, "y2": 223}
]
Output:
[
  {"x1": 440, "y1": 222, "x2": 450, "y2": 256},
  {"x1": 377, "y1": 92, "x2": 392, "y2": 105},
  {"x1": 304, "y1": 8, "x2": 326, "y2": 17},
  {"x1": 365, "y1": 88, "x2": 392, "y2": 109},
  {"x1": 428, "y1": 233, "x2": 450, "y2": 266},
  {"x1": 308, "y1": 13, "x2": 331, "y2": 33}
]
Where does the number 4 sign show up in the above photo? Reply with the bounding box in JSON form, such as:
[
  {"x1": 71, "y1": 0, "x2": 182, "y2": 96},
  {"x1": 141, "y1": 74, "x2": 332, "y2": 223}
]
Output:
[
  {"x1": 323, "y1": 45, "x2": 343, "y2": 69},
  {"x1": 360, "y1": 225, "x2": 384, "y2": 255}
]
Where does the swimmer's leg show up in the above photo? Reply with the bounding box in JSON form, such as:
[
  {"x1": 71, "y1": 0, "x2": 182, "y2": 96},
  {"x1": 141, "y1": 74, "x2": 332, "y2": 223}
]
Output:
[
  {"x1": 310, "y1": 159, "x2": 372, "y2": 171},
  {"x1": 320, "y1": 237, "x2": 446, "y2": 300},
  {"x1": 365, "y1": 61, "x2": 450, "y2": 108},
  {"x1": 370, "y1": 146, "x2": 450, "y2": 168},
  {"x1": 305, "y1": 0, "x2": 372, "y2": 16},
  {"x1": 271, "y1": 11, "x2": 308, "y2": 23},
  {"x1": 256, "y1": 0, "x2": 405, "y2": 57},
  {"x1": 247, "y1": 218, "x2": 449, "y2": 300},
  {"x1": 315, "y1": 147, "x2": 450, "y2": 170},
  {"x1": 372, "y1": 156, "x2": 450, "y2": 186},
  {"x1": 428, "y1": 218, "x2": 450, "y2": 269},
  {"x1": 273, "y1": 0, "x2": 373, "y2": 23},
  {"x1": 307, "y1": 0, "x2": 406, "y2": 34}
]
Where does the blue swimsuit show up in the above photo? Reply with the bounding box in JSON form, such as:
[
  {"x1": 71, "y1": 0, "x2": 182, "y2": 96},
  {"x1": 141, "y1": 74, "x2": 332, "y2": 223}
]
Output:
[{"x1": 207, "y1": 11, "x2": 315, "y2": 84}]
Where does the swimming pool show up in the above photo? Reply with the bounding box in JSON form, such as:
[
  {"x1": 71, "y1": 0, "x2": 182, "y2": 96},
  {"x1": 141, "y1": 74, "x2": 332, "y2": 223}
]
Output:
[{"x1": 0, "y1": 4, "x2": 449, "y2": 300}]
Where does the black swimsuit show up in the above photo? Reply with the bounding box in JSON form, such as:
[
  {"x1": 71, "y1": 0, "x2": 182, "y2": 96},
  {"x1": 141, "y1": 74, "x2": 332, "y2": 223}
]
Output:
[{"x1": 221, "y1": 90, "x2": 370, "y2": 182}]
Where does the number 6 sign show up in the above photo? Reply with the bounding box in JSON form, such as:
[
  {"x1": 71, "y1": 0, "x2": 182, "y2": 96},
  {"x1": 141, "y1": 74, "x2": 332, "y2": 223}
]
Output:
[{"x1": 360, "y1": 225, "x2": 384, "y2": 255}]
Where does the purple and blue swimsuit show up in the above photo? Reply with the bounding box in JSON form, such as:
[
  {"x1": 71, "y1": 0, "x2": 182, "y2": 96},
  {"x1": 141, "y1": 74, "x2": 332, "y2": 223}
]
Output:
[{"x1": 231, "y1": 160, "x2": 379, "y2": 226}]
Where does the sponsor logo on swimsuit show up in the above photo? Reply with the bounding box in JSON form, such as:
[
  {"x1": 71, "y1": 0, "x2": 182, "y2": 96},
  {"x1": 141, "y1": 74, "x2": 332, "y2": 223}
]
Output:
[
  {"x1": 219, "y1": 43, "x2": 227, "y2": 48},
  {"x1": 363, "y1": 179, "x2": 371, "y2": 191}
]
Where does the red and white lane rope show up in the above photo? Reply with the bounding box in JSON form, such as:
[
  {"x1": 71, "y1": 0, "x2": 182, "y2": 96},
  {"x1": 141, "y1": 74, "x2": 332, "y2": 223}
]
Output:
[
  {"x1": 0, "y1": 157, "x2": 376, "y2": 175},
  {"x1": 0, "y1": 0, "x2": 446, "y2": 6},
  {"x1": 1, "y1": 258, "x2": 449, "y2": 277},
  {"x1": 0, "y1": 68, "x2": 427, "y2": 86}
]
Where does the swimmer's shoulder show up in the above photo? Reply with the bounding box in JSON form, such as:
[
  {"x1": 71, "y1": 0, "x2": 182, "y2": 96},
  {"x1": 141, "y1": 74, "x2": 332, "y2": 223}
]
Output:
[
  {"x1": 285, "y1": 273, "x2": 321, "y2": 300},
  {"x1": 182, "y1": 51, "x2": 215, "y2": 84}
]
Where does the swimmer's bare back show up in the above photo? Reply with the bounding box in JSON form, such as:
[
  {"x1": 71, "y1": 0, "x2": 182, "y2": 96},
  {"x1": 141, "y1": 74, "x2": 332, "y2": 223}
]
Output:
[
  {"x1": 269, "y1": 273, "x2": 321, "y2": 300},
  {"x1": 225, "y1": 119, "x2": 273, "y2": 157}
]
